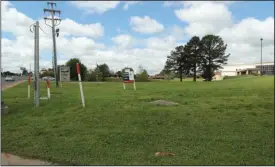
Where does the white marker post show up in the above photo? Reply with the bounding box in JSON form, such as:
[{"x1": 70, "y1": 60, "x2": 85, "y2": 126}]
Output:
[
  {"x1": 130, "y1": 71, "x2": 136, "y2": 90},
  {"x1": 28, "y1": 73, "x2": 31, "y2": 98},
  {"x1": 47, "y1": 77, "x2": 51, "y2": 99},
  {"x1": 76, "y1": 63, "x2": 85, "y2": 107}
]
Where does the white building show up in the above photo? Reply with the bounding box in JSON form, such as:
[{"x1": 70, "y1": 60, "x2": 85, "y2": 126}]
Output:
[{"x1": 220, "y1": 62, "x2": 274, "y2": 76}]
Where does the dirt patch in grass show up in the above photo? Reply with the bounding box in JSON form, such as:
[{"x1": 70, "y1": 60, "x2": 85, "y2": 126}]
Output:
[{"x1": 149, "y1": 100, "x2": 179, "y2": 106}]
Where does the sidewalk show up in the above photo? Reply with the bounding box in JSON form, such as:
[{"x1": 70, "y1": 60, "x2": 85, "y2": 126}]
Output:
[{"x1": 1, "y1": 153, "x2": 53, "y2": 165}]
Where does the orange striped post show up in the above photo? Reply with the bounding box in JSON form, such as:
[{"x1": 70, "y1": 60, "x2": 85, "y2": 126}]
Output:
[{"x1": 47, "y1": 77, "x2": 51, "y2": 99}]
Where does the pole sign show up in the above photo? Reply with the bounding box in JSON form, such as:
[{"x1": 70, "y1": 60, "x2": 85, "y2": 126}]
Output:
[{"x1": 122, "y1": 68, "x2": 136, "y2": 90}]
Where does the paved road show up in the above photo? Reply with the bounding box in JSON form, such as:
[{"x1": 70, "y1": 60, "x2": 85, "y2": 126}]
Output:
[{"x1": 1, "y1": 76, "x2": 27, "y2": 88}]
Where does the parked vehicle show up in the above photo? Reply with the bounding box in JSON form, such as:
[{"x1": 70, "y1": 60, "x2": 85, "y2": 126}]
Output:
[
  {"x1": 5, "y1": 76, "x2": 15, "y2": 81},
  {"x1": 42, "y1": 76, "x2": 55, "y2": 81},
  {"x1": 42, "y1": 76, "x2": 48, "y2": 80},
  {"x1": 49, "y1": 77, "x2": 55, "y2": 81}
]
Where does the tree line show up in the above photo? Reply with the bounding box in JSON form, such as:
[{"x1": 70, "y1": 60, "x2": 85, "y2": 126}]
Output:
[
  {"x1": 39, "y1": 34, "x2": 229, "y2": 82},
  {"x1": 161, "y1": 34, "x2": 230, "y2": 82},
  {"x1": 64, "y1": 58, "x2": 150, "y2": 82}
]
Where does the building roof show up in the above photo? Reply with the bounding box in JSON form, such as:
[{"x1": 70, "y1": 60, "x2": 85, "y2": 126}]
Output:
[
  {"x1": 224, "y1": 62, "x2": 274, "y2": 66},
  {"x1": 237, "y1": 68, "x2": 259, "y2": 72}
]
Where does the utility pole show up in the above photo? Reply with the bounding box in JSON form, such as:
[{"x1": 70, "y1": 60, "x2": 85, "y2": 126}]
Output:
[
  {"x1": 43, "y1": 1, "x2": 61, "y2": 88},
  {"x1": 30, "y1": 21, "x2": 40, "y2": 107},
  {"x1": 260, "y1": 38, "x2": 263, "y2": 76}
]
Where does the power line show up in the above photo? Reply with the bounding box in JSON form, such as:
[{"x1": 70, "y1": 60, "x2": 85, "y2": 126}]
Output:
[{"x1": 43, "y1": 1, "x2": 62, "y2": 88}]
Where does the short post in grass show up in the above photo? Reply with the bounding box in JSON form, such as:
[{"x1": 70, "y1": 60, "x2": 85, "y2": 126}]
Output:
[
  {"x1": 46, "y1": 77, "x2": 51, "y2": 99},
  {"x1": 28, "y1": 73, "x2": 31, "y2": 98},
  {"x1": 76, "y1": 63, "x2": 85, "y2": 107},
  {"x1": 122, "y1": 68, "x2": 136, "y2": 90}
]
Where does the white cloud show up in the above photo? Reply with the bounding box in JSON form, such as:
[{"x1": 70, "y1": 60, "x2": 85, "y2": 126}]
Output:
[
  {"x1": 69, "y1": 1, "x2": 120, "y2": 14},
  {"x1": 123, "y1": 1, "x2": 141, "y2": 10},
  {"x1": 112, "y1": 34, "x2": 134, "y2": 49},
  {"x1": 175, "y1": 2, "x2": 233, "y2": 37},
  {"x1": 164, "y1": 1, "x2": 235, "y2": 8},
  {"x1": 218, "y1": 17, "x2": 274, "y2": 47},
  {"x1": 163, "y1": 1, "x2": 185, "y2": 7},
  {"x1": 172, "y1": 1, "x2": 274, "y2": 65},
  {"x1": 58, "y1": 19, "x2": 104, "y2": 38},
  {"x1": 218, "y1": 17, "x2": 274, "y2": 64},
  {"x1": 130, "y1": 16, "x2": 164, "y2": 34},
  {"x1": 146, "y1": 36, "x2": 178, "y2": 51},
  {"x1": 169, "y1": 25, "x2": 185, "y2": 40},
  {"x1": 2, "y1": 1, "x2": 35, "y2": 38},
  {"x1": 1, "y1": 1, "x2": 274, "y2": 75},
  {"x1": 1, "y1": 1, "x2": 105, "y2": 73}
]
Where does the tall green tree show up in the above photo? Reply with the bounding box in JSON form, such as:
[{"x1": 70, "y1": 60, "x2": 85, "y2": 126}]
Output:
[
  {"x1": 136, "y1": 65, "x2": 149, "y2": 82},
  {"x1": 65, "y1": 58, "x2": 87, "y2": 81},
  {"x1": 184, "y1": 36, "x2": 202, "y2": 82},
  {"x1": 95, "y1": 63, "x2": 110, "y2": 81},
  {"x1": 115, "y1": 71, "x2": 122, "y2": 78},
  {"x1": 200, "y1": 34, "x2": 230, "y2": 81},
  {"x1": 20, "y1": 67, "x2": 28, "y2": 76},
  {"x1": 86, "y1": 69, "x2": 103, "y2": 82},
  {"x1": 164, "y1": 45, "x2": 190, "y2": 82}
]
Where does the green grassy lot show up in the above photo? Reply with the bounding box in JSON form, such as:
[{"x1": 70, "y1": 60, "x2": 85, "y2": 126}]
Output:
[{"x1": 1, "y1": 76, "x2": 274, "y2": 165}]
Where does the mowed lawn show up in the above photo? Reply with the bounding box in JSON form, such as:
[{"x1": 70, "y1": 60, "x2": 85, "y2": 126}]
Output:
[{"x1": 1, "y1": 76, "x2": 274, "y2": 165}]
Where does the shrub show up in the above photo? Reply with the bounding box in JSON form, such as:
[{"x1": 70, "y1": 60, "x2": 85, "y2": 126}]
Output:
[{"x1": 136, "y1": 70, "x2": 150, "y2": 82}]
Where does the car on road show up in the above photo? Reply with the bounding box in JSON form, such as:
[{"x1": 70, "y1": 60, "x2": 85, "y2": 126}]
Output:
[
  {"x1": 42, "y1": 76, "x2": 55, "y2": 81},
  {"x1": 5, "y1": 76, "x2": 15, "y2": 81},
  {"x1": 49, "y1": 77, "x2": 55, "y2": 81}
]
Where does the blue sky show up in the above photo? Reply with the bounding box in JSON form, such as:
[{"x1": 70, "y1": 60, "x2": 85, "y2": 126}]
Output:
[
  {"x1": 8, "y1": 1, "x2": 274, "y2": 43},
  {"x1": 1, "y1": 1, "x2": 274, "y2": 73}
]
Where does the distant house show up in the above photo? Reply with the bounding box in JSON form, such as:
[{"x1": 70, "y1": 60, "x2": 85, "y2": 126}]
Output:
[{"x1": 150, "y1": 75, "x2": 165, "y2": 79}]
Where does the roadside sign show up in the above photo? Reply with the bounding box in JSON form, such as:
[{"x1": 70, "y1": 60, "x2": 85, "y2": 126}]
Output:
[{"x1": 122, "y1": 68, "x2": 136, "y2": 90}]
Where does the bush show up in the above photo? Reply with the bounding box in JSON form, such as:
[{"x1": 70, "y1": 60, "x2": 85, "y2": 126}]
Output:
[
  {"x1": 136, "y1": 70, "x2": 150, "y2": 82},
  {"x1": 86, "y1": 70, "x2": 103, "y2": 81}
]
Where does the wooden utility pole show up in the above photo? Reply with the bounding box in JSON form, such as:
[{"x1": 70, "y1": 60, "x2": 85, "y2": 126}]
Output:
[{"x1": 43, "y1": 1, "x2": 61, "y2": 88}]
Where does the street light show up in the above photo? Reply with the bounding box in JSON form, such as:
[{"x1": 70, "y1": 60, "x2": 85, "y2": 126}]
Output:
[{"x1": 260, "y1": 38, "x2": 263, "y2": 76}]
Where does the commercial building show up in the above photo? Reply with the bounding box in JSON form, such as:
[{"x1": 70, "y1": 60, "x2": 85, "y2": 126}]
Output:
[{"x1": 219, "y1": 62, "x2": 274, "y2": 77}]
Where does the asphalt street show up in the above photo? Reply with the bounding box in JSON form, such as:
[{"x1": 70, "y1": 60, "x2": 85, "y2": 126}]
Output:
[{"x1": 1, "y1": 76, "x2": 27, "y2": 88}]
